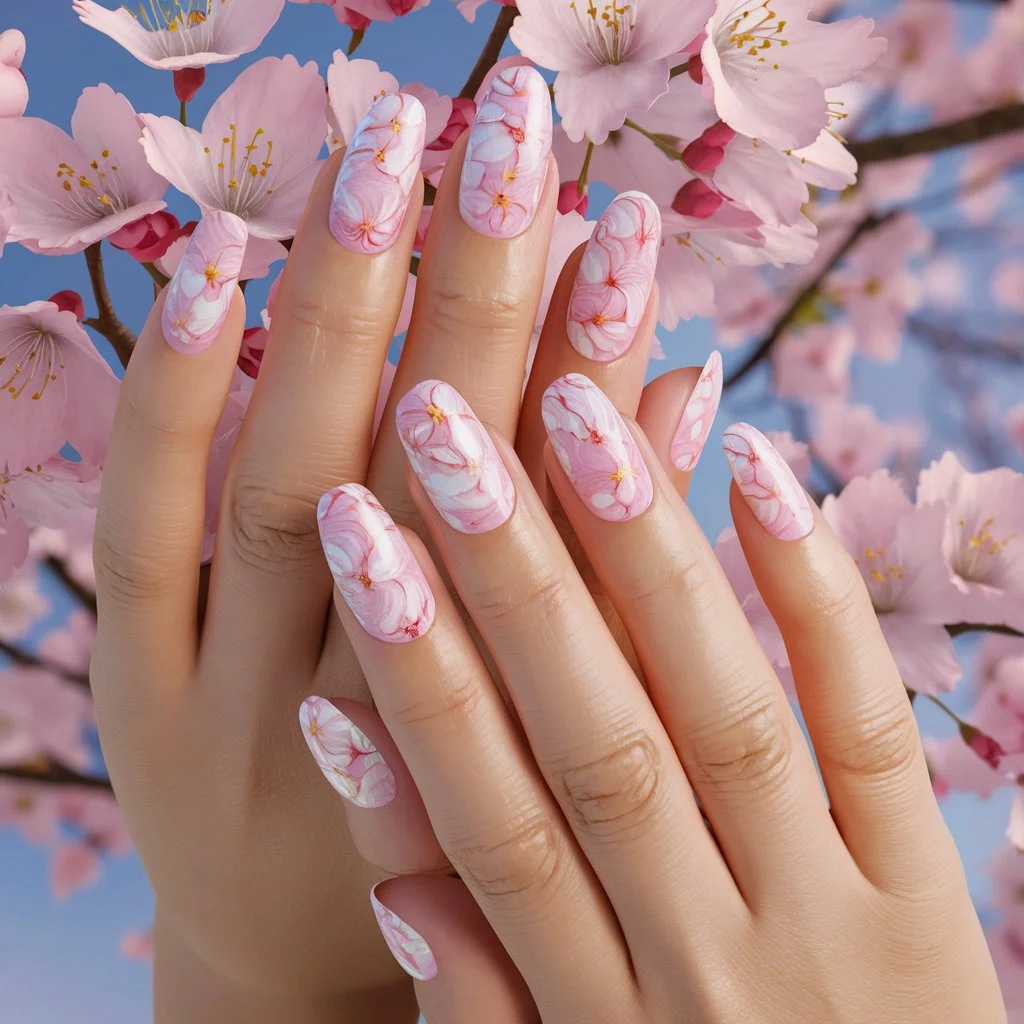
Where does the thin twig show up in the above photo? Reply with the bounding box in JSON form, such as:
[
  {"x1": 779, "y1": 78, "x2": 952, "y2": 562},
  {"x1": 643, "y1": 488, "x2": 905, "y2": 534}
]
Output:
[
  {"x1": 45, "y1": 556, "x2": 98, "y2": 616},
  {"x1": 0, "y1": 638, "x2": 91, "y2": 688},
  {"x1": 83, "y1": 242, "x2": 136, "y2": 369},
  {"x1": 0, "y1": 762, "x2": 113, "y2": 792},
  {"x1": 458, "y1": 5, "x2": 518, "y2": 100},
  {"x1": 947, "y1": 623, "x2": 1024, "y2": 638}
]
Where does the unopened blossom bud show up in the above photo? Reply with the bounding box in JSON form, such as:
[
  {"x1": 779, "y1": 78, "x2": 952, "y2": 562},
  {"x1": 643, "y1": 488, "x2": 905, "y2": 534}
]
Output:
[
  {"x1": 48, "y1": 290, "x2": 85, "y2": 321},
  {"x1": 671, "y1": 179, "x2": 723, "y2": 219},
  {"x1": 238, "y1": 327, "x2": 267, "y2": 379},
  {"x1": 687, "y1": 52, "x2": 704, "y2": 85},
  {"x1": 173, "y1": 66, "x2": 206, "y2": 104},
  {"x1": 681, "y1": 138, "x2": 726, "y2": 174},
  {"x1": 557, "y1": 180, "x2": 589, "y2": 216},
  {"x1": 701, "y1": 121, "x2": 737, "y2": 148},
  {"x1": 959, "y1": 722, "x2": 1005, "y2": 771},
  {"x1": 109, "y1": 212, "x2": 184, "y2": 263}
]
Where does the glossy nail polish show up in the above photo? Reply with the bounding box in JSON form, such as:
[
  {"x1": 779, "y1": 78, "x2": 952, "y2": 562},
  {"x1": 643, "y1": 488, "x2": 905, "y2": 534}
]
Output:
[
  {"x1": 299, "y1": 696, "x2": 396, "y2": 808},
  {"x1": 329, "y1": 92, "x2": 426, "y2": 254},
  {"x1": 671, "y1": 350, "x2": 723, "y2": 472},
  {"x1": 317, "y1": 483, "x2": 435, "y2": 643},
  {"x1": 722, "y1": 422, "x2": 813, "y2": 541},
  {"x1": 161, "y1": 210, "x2": 247, "y2": 353},
  {"x1": 397, "y1": 380, "x2": 514, "y2": 534},
  {"x1": 370, "y1": 885, "x2": 437, "y2": 981},
  {"x1": 542, "y1": 373, "x2": 653, "y2": 522},
  {"x1": 459, "y1": 65, "x2": 552, "y2": 239},
  {"x1": 566, "y1": 191, "x2": 661, "y2": 362}
]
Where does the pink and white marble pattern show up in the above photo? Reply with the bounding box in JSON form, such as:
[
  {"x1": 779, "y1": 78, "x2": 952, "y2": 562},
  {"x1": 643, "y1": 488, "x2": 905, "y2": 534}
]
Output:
[
  {"x1": 370, "y1": 885, "x2": 437, "y2": 982},
  {"x1": 722, "y1": 422, "x2": 814, "y2": 542},
  {"x1": 396, "y1": 380, "x2": 514, "y2": 534},
  {"x1": 566, "y1": 191, "x2": 661, "y2": 362},
  {"x1": 329, "y1": 92, "x2": 426, "y2": 254},
  {"x1": 298, "y1": 696, "x2": 396, "y2": 808},
  {"x1": 541, "y1": 373, "x2": 653, "y2": 523},
  {"x1": 317, "y1": 483, "x2": 435, "y2": 643},
  {"x1": 671, "y1": 350, "x2": 724, "y2": 472},
  {"x1": 459, "y1": 65, "x2": 551, "y2": 239},
  {"x1": 161, "y1": 210, "x2": 247, "y2": 353}
]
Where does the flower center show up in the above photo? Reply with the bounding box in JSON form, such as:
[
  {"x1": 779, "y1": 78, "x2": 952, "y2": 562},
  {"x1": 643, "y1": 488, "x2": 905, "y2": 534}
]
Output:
[
  {"x1": 610, "y1": 465, "x2": 633, "y2": 484},
  {"x1": 855, "y1": 545, "x2": 905, "y2": 612},
  {"x1": 54, "y1": 149, "x2": 127, "y2": 218},
  {"x1": 204, "y1": 263, "x2": 221, "y2": 285},
  {"x1": 426, "y1": 403, "x2": 445, "y2": 424},
  {"x1": 358, "y1": 571, "x2": 374, "y2": 589},
  {"x1": 569, "y1": 0, "x2": 637, "y2": 65},
  {"x1": 128, "y1": 0, "x2": 223, "y2": 58},
  {"x1": 956, "y1": 515, "x2": 1016, "y2": 584},
  {"x1": 203, "y1": 122, "x2": 277, "y2": 219},
  {"x1": 0, "y1": 325, "x2": 62, "y2": 405},
  {"x1": 722, "y1": 0, "x2": 789, "y2": 69}
]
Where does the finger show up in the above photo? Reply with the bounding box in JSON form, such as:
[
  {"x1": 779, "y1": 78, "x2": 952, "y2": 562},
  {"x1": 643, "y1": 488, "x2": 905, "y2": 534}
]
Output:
[
  {"x1": 636, "y1": 354, "x2": 723, "y2": 503},
  {"x1": 397, "y1": 380, "x2": 734, "y2": 951},
  {"x1": 370, "y1": 876, "x2": 539, "y2": 1024},
  {"x1": 726, "y1": 427, "x2": 958, "y2": 892},
  {"x1": 541, "y1": 375, "x2": 839, "y2": 905},
  {"x1": 317, "y1": 483, "x2": 634, "y2": 1021},
  {"x1": 93, "y1": 211, "x2": 248, "y2": 698},
  {"x1": 201, "y1": 94, "x2": 426, "y2": 694}
]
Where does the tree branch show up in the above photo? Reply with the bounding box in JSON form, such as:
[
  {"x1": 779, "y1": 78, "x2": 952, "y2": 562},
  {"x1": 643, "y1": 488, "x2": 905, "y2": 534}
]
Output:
[
  {"x1": 82, "y1": 242, "x2": 136, "y2": 370},
  {"x1": 0, "y1": 638, "x2": 91, "y2": 687},
  {"x1": 459, "y1": 4, "x2": 518, "y2": 100},
  {"x1": 848, "y1": 102, "x2": 1024, "y2": 165},
  {"x1": 724, "y1": 212, "x2": 893, "y2": 389},
  {"x1": 947, "y1": 623, "x2": 1024, "y2": 638},
  {"x1": 45, "y1": 555, "x2": 98, "y2": 616},
  {"x1": 0, "y1": 761, "x2": 113, "y2": 791}
]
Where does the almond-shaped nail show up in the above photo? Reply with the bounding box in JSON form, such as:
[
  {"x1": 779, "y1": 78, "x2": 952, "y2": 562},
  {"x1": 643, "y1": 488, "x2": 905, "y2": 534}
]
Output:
[
  {"x1": 542, "y1": 373, "x2": 653, "y2": 523},
  {"x1": 459, "y1": 65, "x2": 551, "y2": 239},
  {"x1": 671, "y1": 351, "x2": 723, "y2": 471},
  {"x1": 299, "y1": 696, "x2": 396, "y2": 808},
  {"x1": 371, "y1": 885, "x2": 437, "y2": 981},
  {"x1": 566, "y1": 191, "x2": 661, "y2": 362},
  {"x1": 162, "y1": 210, "x2": 247, "y2": 353},
  {"x1": 317, "y1": 483, "x2": 435, "y2": 643},
  {"x1": 397, "y1": 380, "x2": 514, "y2": 534},
  {"x1": 329, "y1": 92, "x2": 426, "y2": 254},
  {"x1": 722, "y1": 422, "x2": 813, "y2": 541}
]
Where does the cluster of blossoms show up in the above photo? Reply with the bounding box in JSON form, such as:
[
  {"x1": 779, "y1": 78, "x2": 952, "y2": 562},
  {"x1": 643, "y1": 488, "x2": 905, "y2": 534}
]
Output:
[{"x1": 0, "y1": 0, "x2": 1023, "y2": 992}]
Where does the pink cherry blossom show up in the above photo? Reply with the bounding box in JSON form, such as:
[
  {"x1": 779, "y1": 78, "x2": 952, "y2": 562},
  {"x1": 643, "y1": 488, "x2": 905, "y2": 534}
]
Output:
[
  {"x1": 0, "y1": 781, "x2": 60, "y2": 845},
  {"x1": 510, "y1": 0, "x2": 715, "y2": 144},
  {"x1": 344, "y1": 0, "x2": 431, "y2": 22},
  {"x1": 701, "y1": 0, "x2": 885, "y2": 152},
  {"x1": 73, "y1": 0, "x2": 286, "y2": 70},
  {"x1": 50, "y1": 842, "x2": 101, "y2": 901},
  {"x1": 917, "y1": 453, "x2": 1024, "y2": 632},
  {"x1": 924, "y1": 735, "x2": 1005, "y2": 802},
  {"x1": 920, "y1": 255, "x2": 966, "y2": 310},
  {"x1": 813, "y1": 402, "x2": 896, "y2": 485},
  {"x1": 37, "y1": 610, "x2": 96, "y2": 677},
  {"x1": 0, "y1": 28, "x2": 27, "y2": 118},
  {"x1": 0, "y1": 84, "x2": 168, "y2": 254},
  {"x1": 57, "y1": 789, "x2": 133, "y2": 855},
  {"x1": 1007, "y1": 404, "x2": 1024, "y2": 459},
  {"x1": 455, "y1": 0, "x2": 513, "y2": 22},
  {"x1": 108, "y1": 211, "x2": 184, "y2": 263},
  {"x1": 772, "y1": 324, "x2": 854, "y2": 404},
  {"x1": 822, "y1": 470, "x2": 962, "y2": 694},
  {"x1": 0, "y1": 562, "x2": 49, "y2": 642},
  {"x1": 289, "y1": 0, "x2": 372, "y2": 28},
  {"x1": 993, "y1": 260, "x2": 1024, "y2": 313},
  {"x1": 141, "y1": 56, "x2": 326, "y2": 240},
  {"x1": 873, "y1": 0, "x2": 955, "y2": 109},
  {"x1": 0, "y1": 301, "x2": 120, "y2": 473},
  {"x1": 121, "y1": 931, "x2": 155, "y2": 961},
  {"x1": 326, "y1": 51, "x2": 398, "y2": 151}
]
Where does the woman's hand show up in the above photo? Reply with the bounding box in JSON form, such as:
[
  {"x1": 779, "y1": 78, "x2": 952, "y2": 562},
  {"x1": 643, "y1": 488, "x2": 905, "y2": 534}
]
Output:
[{"x1": 314, "y1": 375, "x2": 1005, "y2": 1023}]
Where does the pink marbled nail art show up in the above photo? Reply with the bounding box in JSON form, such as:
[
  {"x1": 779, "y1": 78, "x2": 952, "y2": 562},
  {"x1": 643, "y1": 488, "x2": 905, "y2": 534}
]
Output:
[
  {"x1": 317, "y1": 483, "x2": 435, "y2": 643},
  {"x1": 370, "y1": 885, "x2": 437, "y2": 982},
  {"x1": 542, "y1": 373, "x2": 653, "y2": 523},
  {"x1": 459, "y1": 65, "x2": 552, "y2": 239},
  {"x1": 671, "y1": 350, "x2": 724, "y2": 472},
  {"x1": 299, "y1": 696, "x2": 396, "y2": 808},
  {"x1": 329, "y1": 92, "x2": 426, "y2": 254},
  {"x1": 161, "y1": 210, "x2": 247, "y2": 353},
  {"x1": 722, "y1": 422, "x2": 813, "y2": 541},
  {"x1": 396, "y1": 380, "x2": 514, "y2": 534},
  {"x1": 566, "y1": 191, "x2": 661, "y2": 362}
]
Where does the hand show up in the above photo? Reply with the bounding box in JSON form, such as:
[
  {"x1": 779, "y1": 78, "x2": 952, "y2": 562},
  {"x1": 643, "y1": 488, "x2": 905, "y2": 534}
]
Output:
[{"x1": 314, "y1": 376, "x2": 1005, "y2": 1023}]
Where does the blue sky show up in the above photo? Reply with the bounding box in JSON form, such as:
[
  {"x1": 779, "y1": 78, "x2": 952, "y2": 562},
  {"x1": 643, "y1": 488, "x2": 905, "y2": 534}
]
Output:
[{"x1": 0, "y1": 0, "x2": 1017, "y2": 1018}]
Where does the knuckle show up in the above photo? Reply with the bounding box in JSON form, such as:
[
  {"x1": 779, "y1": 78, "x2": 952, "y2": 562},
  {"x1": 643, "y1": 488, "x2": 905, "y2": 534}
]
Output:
[
  {"x1": 471, "y1": 566, "x2": 568, "y2": 638},
  {"x1": 802, "y1": 556, "x2": 870, "y2": 630},
  {"x1": 92, "y1": 511, "x2": 178, "y2": 603},
  {"x1": 424, "y1": 283, "x2": 522, "y2": 338},
  {"x1": 685, "y1": 690, "x2": 794, "y2": 798},
  {"x1": 121, "y1": 378, "x2": 209, "y2": 449},
  {"x1": 386, "y1": 670, "x2": 484, "y2": 732},
  {"x1": 278, "y1": 296, "x2": 383, "y2": 356},
  {"x1": 554, "y1": 730, "x2": 664, "y2": 840},
  {"x1": 821, "y1": 694, "x2": 921, "y2": 780},
  {"x1": 614, "y1": 546, "x2": 708, "y2": 609}
]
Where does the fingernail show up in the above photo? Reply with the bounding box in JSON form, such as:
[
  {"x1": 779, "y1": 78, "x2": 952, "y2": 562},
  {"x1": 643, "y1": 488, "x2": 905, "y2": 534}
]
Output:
[
  {"x1": 722, "y1": 422, "x2": 813, "y2": 541},
  {"x1": 542, "y1": 373, "x2": 653, "y2": 522},
  {"x1": 566, "y1": 191, "x2": 661, "y2": 362},
  {"x1": 317, "y1": 483, "x2": 435, "y2": 643},
  {"x1": 329, "y1": 92, "x2": 426, "y2": 254},
  {"x1": 459, "y1": 65, "x2": 551, "y2": 239},
  {"x1": 161, "y1": 210, "x2": 247, "y2": 353},
  {"x1": 370, "y1": 885, "x2": 437, "y2": 981},
  {"x1": 299, "y1": 696, "x2": 396, "y2": 808},
  {"x1": 671, "y1": 351, "x2": 723, "y2": 472},
  {"x1": 397, "y1": 380, "x2": 514, "y2": 534}
]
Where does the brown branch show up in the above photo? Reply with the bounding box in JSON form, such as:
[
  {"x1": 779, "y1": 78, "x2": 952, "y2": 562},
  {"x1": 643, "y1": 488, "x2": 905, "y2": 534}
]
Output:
[
  {"x1": 724, "y1": 212, "x2": 893, "y2": 389},
  {"x1": 82, "y1": 242, "x2": 136, "y2": 369},
  {"x1": 848, "y1": 102, "x2": 1024, "y2": 165},
  {"x1": 0, "y1": 638, "x2": 91, "y2": 687},
  {"x1": 459, "y1": 4, "x2": 518, "y2": 100},
  {"x1": 0, "y1": 761, "x2": 113, "y2": 791},
  {"x1": 45, "y1": 555, "x2": 98, "y2": 616},
  {"x1": 947, "y1": 623, "x2": 1024, "y2": 639}
]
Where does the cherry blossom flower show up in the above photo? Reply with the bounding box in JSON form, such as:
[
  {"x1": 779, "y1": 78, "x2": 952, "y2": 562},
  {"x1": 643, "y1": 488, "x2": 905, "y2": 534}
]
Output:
[
  {"x1": 327, "y1": 51, "x2": 398, "y2": 151},
  {"x1": 0, "y1": 84, "x2": 168, "y2": 254},
  {"x1": 73, "y1": 0, "x2": 286, "y2": 70},
  {"x1": 917, "y1": 453, "x2": 1024, "y2": 631},
  {"x1": 925, "y1": 734, "x2": 1005, "y2": 802},
  {"x1": 822, "y1": 471, "x2": 962, "y2": 695},
  {"x1": 0, "y1": 781, "x2": 60, "y2": 845},
  {"x1": 38, "y1": 610, "x2": 97, "y2": 676},
  {"x1": 289, "y1": 0, "x2": 372, "y2": 28},
  {"x1": 873, "y1": 0, "x2": 954, "y2": 109},
  {"x1": 772, "y1": 323, "x2": 854, "y2": 404},
  {"x1": 813, "y1": 402, "x2": 896, "y2": 485},
  {"x1": 993, "y1": 260, "x2": 1024, "y2": 313},
  {"x1": 0, "y1": 188, "x2": 13, "y2": 257},
  {"x1": 0, "y1": 28, "x2": 27, "y2": 118},
  {"x1": 700, "y1": 0, "x2": 885, "y2": 151},
  {"x1": 0, "y1": 561, "x2": 49, "y2": 642},
  {"x1": 1007, "y1": 404, "x2": 1024, "y2": 459},
  {"x1": 57, "y1": 789, "x2": 133, "y2": 855},
  {"x1": 510, "y1": 0, "x2": 715, "y2": 144},
  {"x1": 50, "y1": 842, "x2": 101, "y2": 900},
  {"x1": 121, "y1": 931, "x2": 155, "y2": 961},
  {"x1": 344, "y1": 0, "x2": 431, "y2": 22},
  {"x1": 920, "y1": 255, "x2": 966, "y2": 310},
  {"x1": 141, "y1": 56, "x2": 326, "y2": 240},
  {"x1": 0, "y1": 301, "x2": 120, "y2": 473}
]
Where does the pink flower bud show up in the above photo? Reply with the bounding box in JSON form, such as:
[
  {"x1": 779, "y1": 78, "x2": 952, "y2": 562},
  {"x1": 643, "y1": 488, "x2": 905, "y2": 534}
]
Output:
[
  {"x1": 687, "y1": 53, "x2": 704, "y2": 85},
  {"x1": 238, "y1": 327, "x2": 268, "y2": 379},
  {"x1": 671, "y1": 179, "x2": 723, "y2": 219},
  {"x1": 681, "y1": 138, "x2": 726, "y2": 174},
  {"x1": 338, "y1": 8, "x2": 371, "y2": 30},
  {"x1": 109, "y1": 212, "x2": 184, "y2": 263},
  {"x1": 48, "y1": 290, "x2": 85, "y2": 321},
  {"x1": 389, "y1": 0, "x2": 420, "y2": 13},
  {"x1": 701, "y1": 121, "x2": 737, "y2": 148},
  {"x1": 960, "y1": 722, "x2": 1005, "y2": 771},
  {"x1": 173, "y1": 67, "x2": 206, "y2": 104},
  {"x1": 557, "y1": 180, "x2": 589, "y2": 216},
  {"x1": 426, "y1": 97, "x2": 475, "y2": 152}
]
